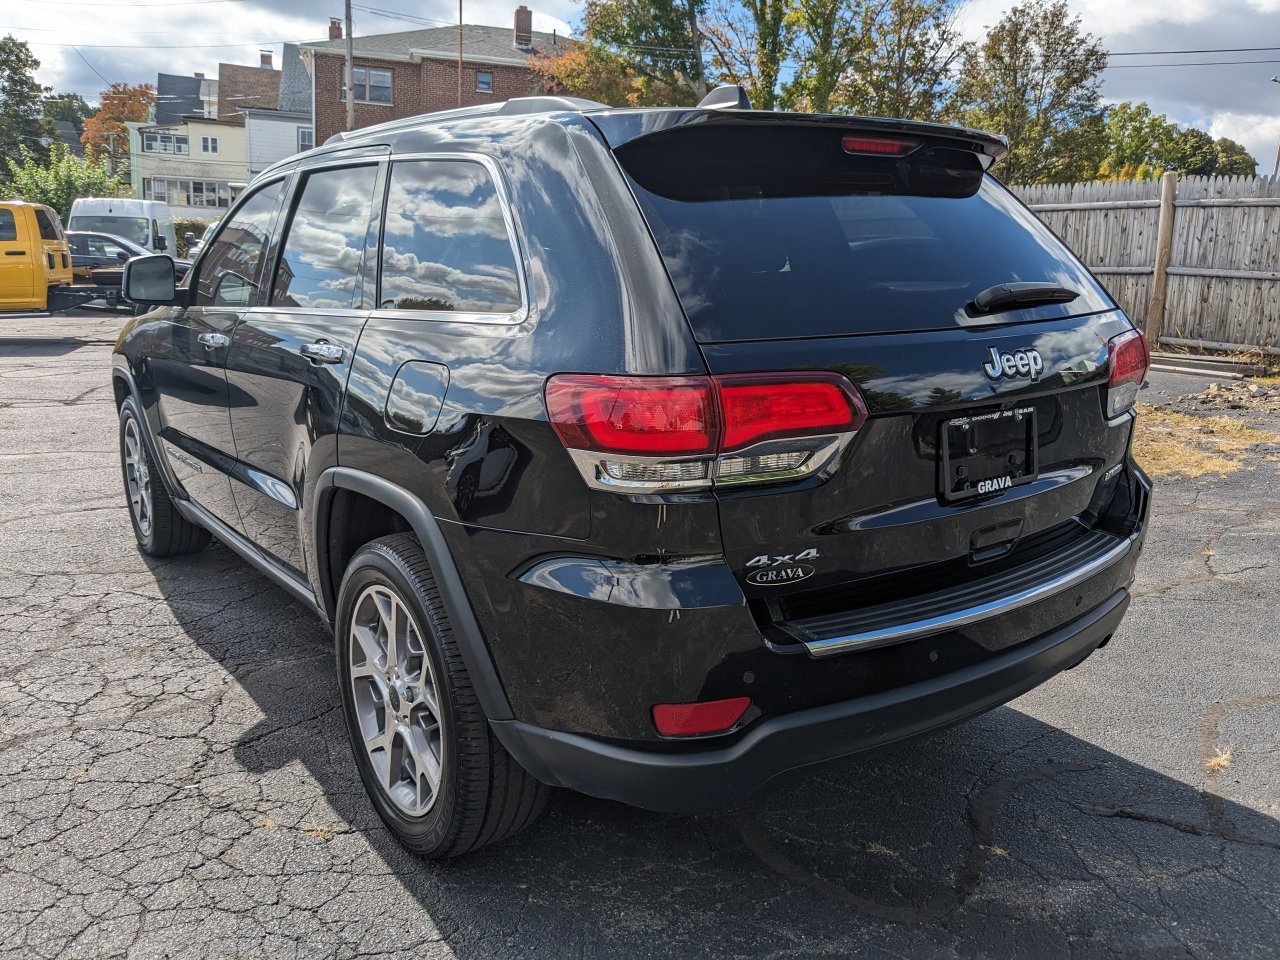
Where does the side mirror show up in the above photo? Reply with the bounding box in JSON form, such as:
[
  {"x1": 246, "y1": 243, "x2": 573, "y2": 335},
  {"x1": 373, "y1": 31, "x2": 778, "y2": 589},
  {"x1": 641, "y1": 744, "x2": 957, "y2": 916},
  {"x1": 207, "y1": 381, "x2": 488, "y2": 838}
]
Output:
[
  {"x1": 122, "y1": 255, "x2": 177, "y2": 304},
  {"x1": 183, "y1": 232, "x2": 196, "y2": 243},
  {"x1": 116, "y1": 250, "x2": 130, "y2": 263},
  {"x1": 155, "y1": 235, "x2": 168, "y2": 252}
]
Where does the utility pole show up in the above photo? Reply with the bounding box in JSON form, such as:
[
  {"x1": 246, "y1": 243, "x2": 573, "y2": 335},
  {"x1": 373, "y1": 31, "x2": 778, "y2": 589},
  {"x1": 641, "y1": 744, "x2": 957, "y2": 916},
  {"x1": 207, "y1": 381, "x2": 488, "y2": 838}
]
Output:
[
  {"x1": 457, "y1": 0, "x2": 463, "y2": 107},
  {"x1": 1271, "y1": 77, "x2": 1280, "y2": 179},
  {"x1": 345, "y1": 0, "x2": 355, "y2": 132}
]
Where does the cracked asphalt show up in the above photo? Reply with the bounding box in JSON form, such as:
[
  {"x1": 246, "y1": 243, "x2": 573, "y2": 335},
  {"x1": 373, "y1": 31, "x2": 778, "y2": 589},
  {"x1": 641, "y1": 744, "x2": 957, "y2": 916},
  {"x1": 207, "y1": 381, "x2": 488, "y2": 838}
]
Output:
[{"x1": 1, "y1": 314, "x2": 1278, "y2": 959}]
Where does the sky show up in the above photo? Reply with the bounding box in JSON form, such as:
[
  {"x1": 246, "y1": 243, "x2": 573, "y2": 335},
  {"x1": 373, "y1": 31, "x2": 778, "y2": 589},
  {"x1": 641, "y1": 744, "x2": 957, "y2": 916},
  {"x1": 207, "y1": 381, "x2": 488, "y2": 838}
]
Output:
[{"x1": 6, "y1": 0, "x2": 1280, "y2": 170}]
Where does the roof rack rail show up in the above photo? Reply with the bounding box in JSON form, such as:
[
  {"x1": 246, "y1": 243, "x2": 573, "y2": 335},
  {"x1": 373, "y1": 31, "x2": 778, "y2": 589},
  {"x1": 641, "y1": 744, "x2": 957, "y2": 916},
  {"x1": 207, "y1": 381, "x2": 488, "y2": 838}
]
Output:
[{"x1": 322, "y1": 96, "x2": 608, "y2": 145}]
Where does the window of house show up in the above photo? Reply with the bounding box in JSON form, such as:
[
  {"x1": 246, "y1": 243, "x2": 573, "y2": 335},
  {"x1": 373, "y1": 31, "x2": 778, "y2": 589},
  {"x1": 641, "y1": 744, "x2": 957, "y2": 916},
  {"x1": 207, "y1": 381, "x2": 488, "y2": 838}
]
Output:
[
  {"x1": 142, "y1": 131, "x2": 188, "y2": 154},
  {"x1": 378, "y1": 159, "x2": 522, "y2": 314},
  {"x1": 341, "y1": 66, "x2": 393, "y2": 104},
  {"x1": 0, "y1": 209, "x2": 16, "y2": 242},
  {"x1": 475, "y1": 71, "x2": 493, "y2": 93},
  {"x1": 297, "y1": 127, "x2": 314, "y2": 152},
  {"x1": 194, "y1": 181, "x2": 283, "y2": 308},
  {"x1": 201, "y1": 136, "x2": 219, "y2": 154},
  {"x1": 144, "y1": 178, "x2": 169, "y2": 203},
  {"x1": 270, "y1": 165, "x2": 379, "y2": 309}
]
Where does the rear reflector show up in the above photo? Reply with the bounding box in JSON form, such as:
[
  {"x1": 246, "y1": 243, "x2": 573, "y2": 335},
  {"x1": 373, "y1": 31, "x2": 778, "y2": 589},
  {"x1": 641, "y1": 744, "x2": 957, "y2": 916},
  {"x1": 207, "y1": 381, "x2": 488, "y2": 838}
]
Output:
[
  {"x1": 546, "y1": 372, "x2": 868, "y2": 492},
  {"x1": 842, "y1": 135, "x2": 920, "y2": 156},
  {"x1": 1105, "y1": 329, "x2": 1149, "y2": 418},
  {"x1": 652, "y1": 697, "x2": 751, "y2": 736}
]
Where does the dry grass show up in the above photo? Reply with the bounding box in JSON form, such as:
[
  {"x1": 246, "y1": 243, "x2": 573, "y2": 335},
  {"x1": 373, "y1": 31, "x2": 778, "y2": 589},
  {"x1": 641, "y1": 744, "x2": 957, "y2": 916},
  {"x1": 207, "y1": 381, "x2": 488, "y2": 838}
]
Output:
[
  {"x1": 1205, "y1": 748, "x2": 1233, "y2": 772},
  {"x1": 982, "y1": 845, "x2": 1011, "y2": 859},
  {"x1": 1132, "y1": 404, "x2": 1275, "y2": 478},
  {"x1": 865, "y1": 842, "x2": 899, "y2": 858}
]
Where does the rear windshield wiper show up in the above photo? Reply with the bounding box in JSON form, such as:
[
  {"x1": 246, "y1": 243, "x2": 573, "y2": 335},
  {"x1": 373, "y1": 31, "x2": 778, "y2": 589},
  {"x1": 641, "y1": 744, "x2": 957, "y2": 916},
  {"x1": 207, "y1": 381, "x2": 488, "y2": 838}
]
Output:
[{"x1": 968, "y1": 281, "x2": 1080, "y2": 315}]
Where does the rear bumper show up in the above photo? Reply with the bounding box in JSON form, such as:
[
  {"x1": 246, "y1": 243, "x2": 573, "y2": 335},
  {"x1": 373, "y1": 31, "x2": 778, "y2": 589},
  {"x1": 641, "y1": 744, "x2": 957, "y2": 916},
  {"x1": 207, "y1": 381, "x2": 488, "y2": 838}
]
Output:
[{"x1": 491, "y1": 588, "x2": 1130, "y2": 812}]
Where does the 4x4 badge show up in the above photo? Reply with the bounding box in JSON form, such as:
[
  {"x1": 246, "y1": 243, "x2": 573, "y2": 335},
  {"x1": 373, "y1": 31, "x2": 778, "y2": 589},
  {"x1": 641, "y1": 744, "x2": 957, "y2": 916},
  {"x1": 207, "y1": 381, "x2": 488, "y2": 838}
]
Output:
[
  {"x1": 983, "y1": 346, "x2": 1044, "y2": 382},
  {"x1": 746, "y1": 548, "x2": 820, "y2": 586}
]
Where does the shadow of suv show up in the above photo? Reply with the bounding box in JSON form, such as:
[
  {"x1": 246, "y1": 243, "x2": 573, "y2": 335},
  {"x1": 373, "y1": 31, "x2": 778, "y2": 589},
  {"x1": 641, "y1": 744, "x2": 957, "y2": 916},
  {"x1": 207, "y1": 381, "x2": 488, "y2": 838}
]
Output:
[{"x1": 110, "y1": 88, "x2": 1151, "y2": 858}]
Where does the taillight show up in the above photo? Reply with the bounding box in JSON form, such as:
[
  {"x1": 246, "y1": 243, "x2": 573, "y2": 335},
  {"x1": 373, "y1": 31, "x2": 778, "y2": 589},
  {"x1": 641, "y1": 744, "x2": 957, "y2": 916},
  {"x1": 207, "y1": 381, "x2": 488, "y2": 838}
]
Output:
[
  {"x1": 546, "y1": 372, "x2": 868, "y2": 493},
  {"x1": 652, "y1": 697, "x2": 751, "y2": 737},
  {"x1": 1106, "y1": 329, "x2": 1149, "y2": 418}
]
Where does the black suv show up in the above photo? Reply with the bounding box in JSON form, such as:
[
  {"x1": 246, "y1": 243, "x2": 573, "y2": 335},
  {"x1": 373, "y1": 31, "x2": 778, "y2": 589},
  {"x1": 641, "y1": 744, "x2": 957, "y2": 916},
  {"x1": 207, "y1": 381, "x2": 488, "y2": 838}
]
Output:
[{"x1": 112, "y1": 90, "x2": 1151, "y2": 858}]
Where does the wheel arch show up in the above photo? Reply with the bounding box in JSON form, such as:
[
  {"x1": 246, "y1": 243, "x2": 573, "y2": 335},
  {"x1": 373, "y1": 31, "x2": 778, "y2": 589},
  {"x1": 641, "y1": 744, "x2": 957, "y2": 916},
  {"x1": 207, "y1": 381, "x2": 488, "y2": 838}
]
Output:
[{"x1": 313, "y1": 467, "x2": 514, "y2": 722}]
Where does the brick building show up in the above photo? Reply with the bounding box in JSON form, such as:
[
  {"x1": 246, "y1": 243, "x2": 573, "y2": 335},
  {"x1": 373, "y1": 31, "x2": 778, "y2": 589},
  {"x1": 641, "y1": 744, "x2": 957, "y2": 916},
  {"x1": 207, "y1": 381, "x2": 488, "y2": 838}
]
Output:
[{"x1": 300, "y1": 6, "x2": 571, "y2": 145}]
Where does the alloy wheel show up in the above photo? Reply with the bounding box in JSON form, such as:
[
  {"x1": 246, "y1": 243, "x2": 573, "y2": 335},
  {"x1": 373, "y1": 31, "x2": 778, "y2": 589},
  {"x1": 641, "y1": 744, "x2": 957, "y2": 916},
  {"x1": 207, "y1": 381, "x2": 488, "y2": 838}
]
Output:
[
  {"x1": 348, "y1": 584, "x2": 445, "y2": 816},
  {"x1": 122, "y1": 415, "x2": 153, "y2": 538}
]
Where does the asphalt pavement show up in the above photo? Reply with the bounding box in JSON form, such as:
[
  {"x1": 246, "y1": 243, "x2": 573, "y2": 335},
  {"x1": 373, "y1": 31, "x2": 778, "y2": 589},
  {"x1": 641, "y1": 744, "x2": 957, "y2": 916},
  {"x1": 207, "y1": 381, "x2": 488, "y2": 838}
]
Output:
[{"x1": 1, "y1": 314, "x2": 1277, "y2": 959}]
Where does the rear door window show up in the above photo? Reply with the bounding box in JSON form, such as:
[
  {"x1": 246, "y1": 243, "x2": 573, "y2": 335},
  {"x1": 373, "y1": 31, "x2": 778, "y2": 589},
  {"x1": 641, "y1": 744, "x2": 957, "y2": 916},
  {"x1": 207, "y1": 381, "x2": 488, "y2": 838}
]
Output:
[
  {"x1": 377, "y1": 159, "x2": 522, "y2": 315},
  {"x1": 270, "y1": 165, "x2": 379, "y2": 310},
  {"x1": 617, "y1": 123, "x2": 1113, "y2": 342},
  {"x1": 34, "y1": 208, "x2": 62, "y2": 241},
  {"x1": 0, "y1": 210, "x2": 16, "y2": 242}
]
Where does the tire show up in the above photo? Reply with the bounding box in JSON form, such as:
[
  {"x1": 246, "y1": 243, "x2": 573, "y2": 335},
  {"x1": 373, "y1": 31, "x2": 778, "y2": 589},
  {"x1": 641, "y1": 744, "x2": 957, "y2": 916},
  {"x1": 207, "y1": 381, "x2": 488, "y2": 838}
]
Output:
[
  {"x1": 336, "y1": 534, "x2": 550, "y2": 858},
  {"x1": 118, "y1": 397, "x2": 211, "y2": 556}
]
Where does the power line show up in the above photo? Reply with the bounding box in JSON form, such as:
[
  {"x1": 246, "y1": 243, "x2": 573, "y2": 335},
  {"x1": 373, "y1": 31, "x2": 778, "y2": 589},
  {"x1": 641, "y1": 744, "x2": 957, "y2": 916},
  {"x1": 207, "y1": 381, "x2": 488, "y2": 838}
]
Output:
[
  {"x1": 1109, "y1": 45, "x2": 1280, "y2": 57},
  {"x1": 11, "y1": 0, "x2": 252, "y2": 6},
  {"x1": 1106, "y1": 58, "x2": 1280, "y2": 69}
]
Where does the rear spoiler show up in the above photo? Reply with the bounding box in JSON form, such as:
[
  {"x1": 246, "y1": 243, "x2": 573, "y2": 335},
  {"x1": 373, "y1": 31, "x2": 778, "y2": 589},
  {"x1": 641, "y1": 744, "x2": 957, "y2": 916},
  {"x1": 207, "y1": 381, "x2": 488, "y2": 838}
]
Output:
[{"x1": 588, "y1": 109, "x2": 1008, "y2": 170}]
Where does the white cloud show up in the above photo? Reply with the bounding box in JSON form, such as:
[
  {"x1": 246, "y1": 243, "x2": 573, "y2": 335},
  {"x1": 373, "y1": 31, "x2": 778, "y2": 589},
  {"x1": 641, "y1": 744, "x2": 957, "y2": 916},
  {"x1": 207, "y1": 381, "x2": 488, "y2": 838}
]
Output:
[{"x1": 1207, "y1": 112, "x2": 1280, "y2": 174}]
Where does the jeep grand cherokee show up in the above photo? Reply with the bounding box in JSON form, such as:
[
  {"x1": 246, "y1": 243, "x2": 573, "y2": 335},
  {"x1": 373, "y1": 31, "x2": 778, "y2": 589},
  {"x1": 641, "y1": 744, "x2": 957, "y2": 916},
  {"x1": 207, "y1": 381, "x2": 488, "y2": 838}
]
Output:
[{"x1": 111, "y1": 88, "x2": 1151, "y2": 858}]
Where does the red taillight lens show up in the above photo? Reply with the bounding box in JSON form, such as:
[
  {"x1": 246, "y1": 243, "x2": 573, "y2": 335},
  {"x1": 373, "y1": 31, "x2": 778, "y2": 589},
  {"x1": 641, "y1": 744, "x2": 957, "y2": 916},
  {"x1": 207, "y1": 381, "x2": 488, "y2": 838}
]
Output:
[
  {"x1": 719, "y1": 374, "x2": 862, "y2": 451},
  {"x1": 545, "y1": 375, "x2": 718, "y2": 455},
  {"x1": 1106, "y1": 329, "x2": 1149, "y2": 418},
  {"x1": 652, "y1": 696, "x2": 751, "y2": 736},
  {"x1": 545, "y1": 372, "x2": 867, "y2": 492},
  {"x1": 842, "y1": 135, "x2": 920, "y2": 156}
]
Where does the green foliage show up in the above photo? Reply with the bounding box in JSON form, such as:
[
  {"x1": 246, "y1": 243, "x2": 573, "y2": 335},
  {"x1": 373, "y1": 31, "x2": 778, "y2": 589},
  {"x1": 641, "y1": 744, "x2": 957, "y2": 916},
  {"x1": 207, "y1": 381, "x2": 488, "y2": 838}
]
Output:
[
  {"x1": 172, "y1": 217, "x2": 216, "y2": 257},
  {"x1": 43, "y1": 92, "x2": 95, "y2": 131},
  {"x1": 952, "y1": 0, "x2": 1108, "y2": 185},
  {"x1": 1100, "y1": 102, "x2": 1177, "y2": 177},
  {"x1": 1211, "y1": 137, "x2": 1257, "y2": 177},
  {"x1": 0, "y1": 35, "x2": 52, "y2": 164},
  {"x1": 2, "y1": 144, "x2": 126, "y2": 220},
  {"x1": 703, "y1": 0, "x2": 794, "y2": 110},
  {"x1": 783, "y1": 0, "x2": 861, "y2": 112},
  {"x1": 586, "y1": 0, "x2": 709, "y2": 101}
]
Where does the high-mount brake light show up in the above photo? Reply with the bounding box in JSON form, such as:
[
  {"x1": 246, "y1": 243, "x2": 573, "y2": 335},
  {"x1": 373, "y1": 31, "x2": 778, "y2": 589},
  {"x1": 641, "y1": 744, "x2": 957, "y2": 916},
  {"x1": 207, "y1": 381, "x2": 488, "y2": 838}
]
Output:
[
  {"x1": 545, "y1": 373, "x2": 868, "y2": 493},
  {"x1": 1105, "y1": 329, "x2": 1149, "y2": 419},
  {"x1": 841, "y1": 135, "x2": 920, "y2": 157}
]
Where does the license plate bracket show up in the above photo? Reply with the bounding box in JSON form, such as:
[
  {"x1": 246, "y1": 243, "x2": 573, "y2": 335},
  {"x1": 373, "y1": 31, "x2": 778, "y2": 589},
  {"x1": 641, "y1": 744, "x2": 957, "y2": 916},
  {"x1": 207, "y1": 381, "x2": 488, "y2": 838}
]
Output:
[{"x1": 939, "y1": 406, "x2": 1038, "y2": 502}]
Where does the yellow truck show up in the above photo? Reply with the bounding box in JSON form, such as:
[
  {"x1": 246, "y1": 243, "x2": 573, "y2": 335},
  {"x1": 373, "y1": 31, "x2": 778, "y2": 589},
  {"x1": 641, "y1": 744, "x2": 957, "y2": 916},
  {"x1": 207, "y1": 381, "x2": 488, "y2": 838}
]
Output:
[{"x1": 0, "y1": 200, "x2": 121, "y2": 313}]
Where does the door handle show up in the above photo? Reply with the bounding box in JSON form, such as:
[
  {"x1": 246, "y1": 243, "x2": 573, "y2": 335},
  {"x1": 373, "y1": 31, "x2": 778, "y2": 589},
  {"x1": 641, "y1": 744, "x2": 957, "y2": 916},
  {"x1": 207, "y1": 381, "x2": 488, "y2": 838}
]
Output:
[
  {"x1": 4, "y1": 250, "x2": 26, "y2": 256},
  {"x1": 197, "y1": 332, "x2": 230, "y2": 350},
  {"x1": 299, "y1": 340, "x2": 345, "y2": 365}
]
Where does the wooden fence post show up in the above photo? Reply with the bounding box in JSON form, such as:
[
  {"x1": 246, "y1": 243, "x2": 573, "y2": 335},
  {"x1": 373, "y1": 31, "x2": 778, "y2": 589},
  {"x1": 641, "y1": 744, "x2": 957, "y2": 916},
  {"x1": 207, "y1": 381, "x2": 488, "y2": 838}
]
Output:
[{"x1": 1146, "y1": 171, "x2": 1178, "y2": 343}]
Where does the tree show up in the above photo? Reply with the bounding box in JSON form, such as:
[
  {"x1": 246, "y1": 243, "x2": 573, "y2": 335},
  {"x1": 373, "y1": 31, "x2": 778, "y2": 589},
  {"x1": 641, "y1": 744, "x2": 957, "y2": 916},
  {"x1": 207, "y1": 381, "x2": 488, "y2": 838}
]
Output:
[
  {"x1": 530, "y1": 42, "x2": 683, "y2": 105},
  {"x1": 0, "y1": 35, "x2": 51, "y2": 164},
  {"x1": 783, "y1": 0, "x2": 863, "y2": 113},
  {"x1": 81, "y1": 82, "x2": 155, "y2": 175},
  {"x1": 1213, "y1": 137, "x2": 1257, "y2": 177},
  {"x1": 953, "y1": 0, "x2": 1108, "y2": 185},
  {"x1": 1157, "y1": 127, "x2": 1218, "y2": 176},
  {"x1": 3, "y1": 144, "x2": 126, "y2": 220},
  {"x1": 702, "y1": 0, "x2": 793, "y2": 109},
  {"x1": 585, "y1": 0, "x2": 710, "y2": 102},
  {"x1": 43, "y1": 91, "x2": 95, "y2": 131},
  {"x1": 837, "y1": 0, "x2": 964, "y2": 121},
  {"x1": 1097, "y1": 101, "x2": 1177, "y2": 179}
]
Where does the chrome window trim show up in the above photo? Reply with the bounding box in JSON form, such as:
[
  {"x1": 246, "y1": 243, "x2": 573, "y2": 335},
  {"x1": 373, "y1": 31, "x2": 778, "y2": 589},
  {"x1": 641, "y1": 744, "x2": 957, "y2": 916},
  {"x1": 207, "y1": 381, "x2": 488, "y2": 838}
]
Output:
[{"x1": 366, "y1": 152, "x2": 530, "y2": 327}]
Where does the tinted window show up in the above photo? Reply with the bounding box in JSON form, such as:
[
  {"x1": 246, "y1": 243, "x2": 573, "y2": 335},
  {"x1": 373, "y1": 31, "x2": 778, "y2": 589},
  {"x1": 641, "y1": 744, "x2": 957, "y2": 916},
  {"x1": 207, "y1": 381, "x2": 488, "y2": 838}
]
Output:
[
  {"x1": 34, "y1": 208, "x2": 62, "y2": 241},
  {"x1": 270, "y1": 165, "x2": 378, "y2": 310},
  {"x1": 0, "y1": 210, "x2": 15, "y2": 242},
  {"x1": 619, "y1": 124, "x2": 1113, "y2": 341},
  {"x1": 194, "y1": 182, "x2": 282, "y2": 308},
  {"x1": 378, "y1": 160, "x2": 521, "y2": 314},
  {"x1": 69, "y1": 216, "x2": 148, "y2": 246}
]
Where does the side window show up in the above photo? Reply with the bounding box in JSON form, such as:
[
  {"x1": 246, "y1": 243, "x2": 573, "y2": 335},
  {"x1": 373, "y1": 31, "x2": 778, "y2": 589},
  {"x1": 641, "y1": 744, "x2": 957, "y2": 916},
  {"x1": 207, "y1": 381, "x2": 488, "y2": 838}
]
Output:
[
  {"x1": 0, "y1": 210, "x2": 19, "y2": 242},
  {"x1": 270, "y1": 165, "x2": 379, "y2": 310},
  {"x1": 34, "y1": 208, "x2": 61, "y2": 241},
  {"x1": 378, "y1": 160, "x2": 522, "y2": 314},
  {"x1": 194, "y1": 181, "x2": 283, "y2": 308}
]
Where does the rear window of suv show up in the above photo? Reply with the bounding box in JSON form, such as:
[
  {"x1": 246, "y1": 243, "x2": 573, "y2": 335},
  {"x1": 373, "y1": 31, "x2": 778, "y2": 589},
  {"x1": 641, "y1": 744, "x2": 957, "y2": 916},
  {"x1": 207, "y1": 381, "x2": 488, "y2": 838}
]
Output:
[{"x1": 617, "y1": 123, "x2": 1113, "y2": 342}]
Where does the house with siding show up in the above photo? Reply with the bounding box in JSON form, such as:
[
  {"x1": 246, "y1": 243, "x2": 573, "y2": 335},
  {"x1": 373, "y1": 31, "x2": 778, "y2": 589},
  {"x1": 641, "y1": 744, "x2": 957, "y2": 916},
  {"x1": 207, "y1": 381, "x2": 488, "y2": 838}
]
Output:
[{"x1": 299, "y1": 5, "x2": 570, "y2": 144}]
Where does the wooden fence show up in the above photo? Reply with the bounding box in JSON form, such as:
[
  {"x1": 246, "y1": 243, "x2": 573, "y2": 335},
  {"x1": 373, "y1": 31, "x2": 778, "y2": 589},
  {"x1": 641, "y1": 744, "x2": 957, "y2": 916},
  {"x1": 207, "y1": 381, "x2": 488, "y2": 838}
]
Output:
[{"x1": 1012, "y1": 175, "x2": 1280, "y2": 354}]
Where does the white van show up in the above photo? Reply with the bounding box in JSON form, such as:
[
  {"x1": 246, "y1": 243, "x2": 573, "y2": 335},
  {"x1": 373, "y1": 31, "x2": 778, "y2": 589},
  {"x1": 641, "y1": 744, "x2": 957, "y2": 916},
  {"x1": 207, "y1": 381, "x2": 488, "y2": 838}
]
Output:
[{"x1": 67, "y1": 198, "x2": 178, "y2": 255}]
